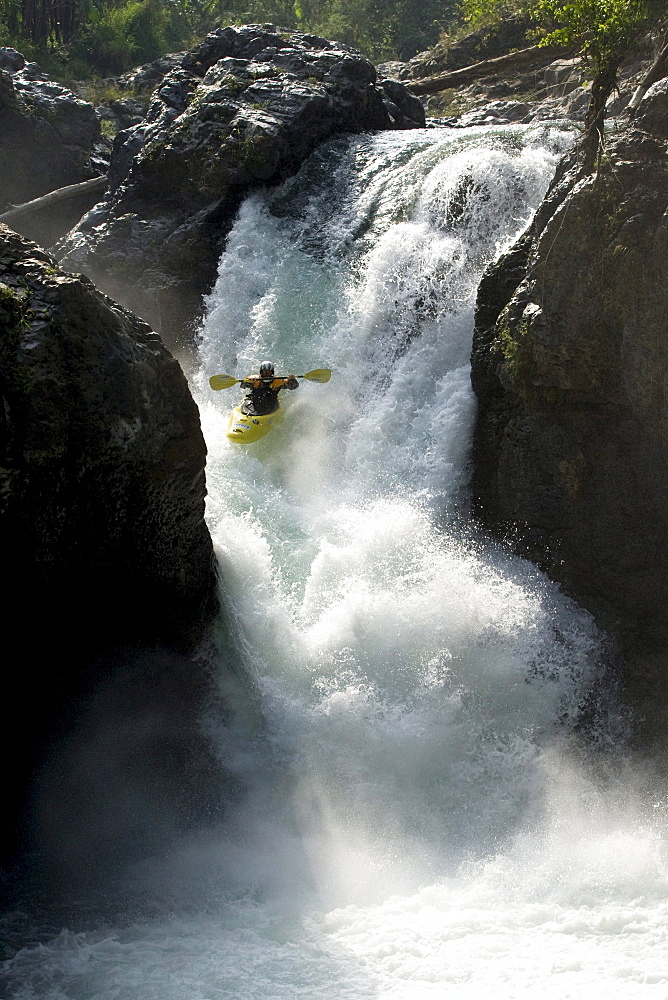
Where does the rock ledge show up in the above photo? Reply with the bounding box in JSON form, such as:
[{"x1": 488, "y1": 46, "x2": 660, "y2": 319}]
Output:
[{"x1": 57, "y1": 25, "x2": 425, "y2": 346}]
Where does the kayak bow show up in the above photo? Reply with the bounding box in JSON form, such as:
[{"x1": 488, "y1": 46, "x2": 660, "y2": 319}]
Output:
[{"x1": 226, "y1": 402, "x2": 283, "y2": 443}]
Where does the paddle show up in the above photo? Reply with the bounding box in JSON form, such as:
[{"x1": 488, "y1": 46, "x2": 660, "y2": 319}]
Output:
[{"x1": 209, "y1": 368, "x2": 332, "y2": 391}]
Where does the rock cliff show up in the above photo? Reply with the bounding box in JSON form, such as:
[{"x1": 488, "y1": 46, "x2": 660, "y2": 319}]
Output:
[
  {"x1": 56, "y1": 25, "x2": 425, "y2": 348},
  {"x1": 1, "y1": 225, "x2": 217, "y2": 640},
  {"x1": 470, "y1": 80, "x2": 668, "y2": 735},
  {"x1": 0, "y1": 48, "x2": 104, "y2": 245},
  {"x1": 0, "y1": 226, "x2": 221, "y2": 865},
  {"x1": 380, "y1": 17, "x2": 533, "y2": 80},
  {"x1": 381, "y1": 22, "x2": 659, "y2": 127}
]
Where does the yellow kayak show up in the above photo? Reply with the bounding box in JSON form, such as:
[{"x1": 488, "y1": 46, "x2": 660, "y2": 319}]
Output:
[{"x1": 226, "y1": 401, "x2": 283, "y2": 443}]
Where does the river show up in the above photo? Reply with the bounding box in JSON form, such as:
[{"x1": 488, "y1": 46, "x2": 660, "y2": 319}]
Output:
[{"x1": 3, "y1": 124, "x2": 668, "y2": 998}]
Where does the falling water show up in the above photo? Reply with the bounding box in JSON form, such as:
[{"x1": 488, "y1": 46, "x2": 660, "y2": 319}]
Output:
[{"x1": 4, "y1": 125, "x2": 668, "y2": 998}]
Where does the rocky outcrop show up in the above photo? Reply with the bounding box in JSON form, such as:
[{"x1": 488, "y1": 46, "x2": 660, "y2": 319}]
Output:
[
  {"x1": 470, "y1": 81, "x2": 668, "y2": 731},
  {"x1": 0, "y1": 224, "x2": 221, "y2": 868},
  {"x1": 84, "y1": 55, "x2": 189, "y2": 137},
  {"x1": 381, "y1": 23, "x2": 663, "y2": 128},
  {"x1": 118, "y1": 51, "x2": 187, "y2": 93},
  {"x1": 56, "y1": 25, "x2": 425, "y2": 348},
  {"x1": 0, "y1": 48, "x2": 104, "y2": 244},
  {"x1": 380, "y1": 17, "x2": 533, "y2": 80},
  {"x1": 0, "y1": 224, "x2": 218, "y2": 640}
]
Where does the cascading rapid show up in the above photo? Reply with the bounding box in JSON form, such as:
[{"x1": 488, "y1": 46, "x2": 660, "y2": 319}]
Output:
[{"x1": 4, "y1": 125, "x2": 667, "y2": 1000}]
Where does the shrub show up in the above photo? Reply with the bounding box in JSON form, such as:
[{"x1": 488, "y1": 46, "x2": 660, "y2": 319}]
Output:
[{"x1": 72, "y1": 0, "x2": 191, "y2": 76}]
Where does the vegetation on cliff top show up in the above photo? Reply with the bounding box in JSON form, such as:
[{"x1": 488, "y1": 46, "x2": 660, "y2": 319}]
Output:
[
  {"x1": 461, "y1": 0, "x2": 665, "y2": 168},
  {"x1": 0, "y1": 0, "x2": 457, "y2": 77},
  {"x1": 1, "y1": 0, "x2": 664, "y2": 118}
]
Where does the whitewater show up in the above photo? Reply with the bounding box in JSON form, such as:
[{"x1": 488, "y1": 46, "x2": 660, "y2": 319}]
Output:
[{"x1": 3, "y1": 125, "x2": 668, "y2": 998}]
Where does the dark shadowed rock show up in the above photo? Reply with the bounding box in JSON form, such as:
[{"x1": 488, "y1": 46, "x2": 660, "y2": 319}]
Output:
[
  {"x1": 0, "y1": 46, "x2": 25, "y2": 72},
  {"x1": 96, "y1": 96, "x2": 149, "y2": 133},
  {"x1": 378, "y1": 77, "x2": 426, "y2": 128},
  {"x1": 0, "y1": 224, "x2": 222, "y2": 869},
  {"x1": 0, "y1": 224, "x2": 217, "y2": 644},
  {"x1": 56, "y1": 25, "x2": 423, "y2": 349},
  {"x1": 470, "y1": 88, "x2": 668, "y2": 738},
  {"x1": 26, "y1": 644, "x2": 239, "y2": 898},
  {"x1": 0, "y1": 56, "x2": 101, "y2": 210},
  {"x1": 0, "y1": 51, "x2": 106, "y2": 246}
]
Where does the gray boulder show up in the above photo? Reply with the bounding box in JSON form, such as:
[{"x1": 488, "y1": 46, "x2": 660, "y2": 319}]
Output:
[
  {"x1": 56, "y1": 25, "x2": 425, "y2": 348},
  {"x1": 0, "y1": 52, "x2": 101, "y2": 208},
  {"x1": 379, "y1": 77, "x2": 428, "y2": 128},
  {"x1": 0, "y1": 223, "x2": 222, "y2": 869},
  {"x1": 119, "y1": 51, "x2": 187, "y2": 93},
  {"x1": 0, "y1": 46, "x2": 24, "y2": 72},
  {"x1": 0, "y1": 224, "x2": 217, "y2": 643},
  {"x1": 470, "y1": 90, "x2": 668, "y2": 735}
]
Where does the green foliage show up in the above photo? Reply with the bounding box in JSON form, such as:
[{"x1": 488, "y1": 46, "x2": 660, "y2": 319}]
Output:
[
  {"x1": 21, "y1": 0, "x2": 659, "y2": 86},
  {"x1": 459, "y1": 0, "x2": 662, "y2": 75},
  {"x1": 310, "y1": 0, "x2": 451, "y2": 59},
  {"x1": 214, "y1": 0, "x2": 297, "y2": 30},
  {"x1": 460, "y1": 0, "x2": 528, "y2": 28},
  {"x1": 79, "y1": 77, "x2": 135, "y2": 102},
  {"x1": 71, "y1": 0, "x2": 192, "y2": 75},
  {"x1": 0, "y1": 283, "x2": 33, "y2": 396},
  {"x1": 0, "y1": 0, "x2": 464, "y2": 74},
  {"x1": 0, "y1": 33, "x2": 84, "y2": 81},
  {"x1": 0, "y1": 0, "x2": 198, "y2": 77},
  {"x1": 217, "y1": 0, "x2": 454, "y2": 59},
  {"x1": 531, "y1": 0, "x2": 653, "y2": 73}
]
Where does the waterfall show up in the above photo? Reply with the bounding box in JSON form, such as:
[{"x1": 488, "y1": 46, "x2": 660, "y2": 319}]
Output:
[{"x1": 4, "y1": 125, "x2": 668, "y2": 1000}]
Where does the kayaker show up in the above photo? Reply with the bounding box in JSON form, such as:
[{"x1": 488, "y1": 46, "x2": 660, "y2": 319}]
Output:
[{"x1": 240, "y1": 362, "x2": 299, "y2": 416}]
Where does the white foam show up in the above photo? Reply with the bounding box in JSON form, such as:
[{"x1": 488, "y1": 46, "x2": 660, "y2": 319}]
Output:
[{"x1": 6, "y1": 125, "x2": 668, "y2": 1000}]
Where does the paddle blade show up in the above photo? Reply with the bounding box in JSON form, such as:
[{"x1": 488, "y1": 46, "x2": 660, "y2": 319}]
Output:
[
  {"x1": 209, "y1": 374, "x2": 239, "y2": 391},
  {"x1": 302, "y1": 368, "x2": 331, "y2": 384}
]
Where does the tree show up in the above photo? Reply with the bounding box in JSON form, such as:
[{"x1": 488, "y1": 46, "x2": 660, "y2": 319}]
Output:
[
  {"x1": 627, "y1": 37, "x2": 668, "y2": 110},
  {"x1": 1, "y1": 0, "x2": 85, "y2": 44},
  {"x1": 460, "y1": 0, "x2": 666, "y2": 172},
  {"x1": 531, "y1": 0, "x2": 663, "y2": 170},
  {"x1": 309, "y1": 0, "x2": 453, "y2": 61}
]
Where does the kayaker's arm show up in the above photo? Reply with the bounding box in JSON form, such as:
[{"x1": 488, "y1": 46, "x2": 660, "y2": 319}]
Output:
[
  {"x1": 209, "y1": 368, "x2": 330, "y2": 391},
  {"x1": 267, "y1": 376, "x2": 299, "y2": 391}
]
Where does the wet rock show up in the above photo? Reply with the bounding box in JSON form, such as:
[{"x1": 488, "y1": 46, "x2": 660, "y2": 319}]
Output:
[
  {"x1": 0, "y1": 224, "x2": 221, "y2": 868},
  {"x1": 379, "y1": 78, "x2": 426, "y2": 128},
  {"x1": 55, "y1": 25, "x2": 422, "y2": 348},
  {"x1": 0, "y1": 225, "x2": 217, "y2": 645},
  {"x1": 470, "y1": 101, "x2": 668, "y2": 734}
]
